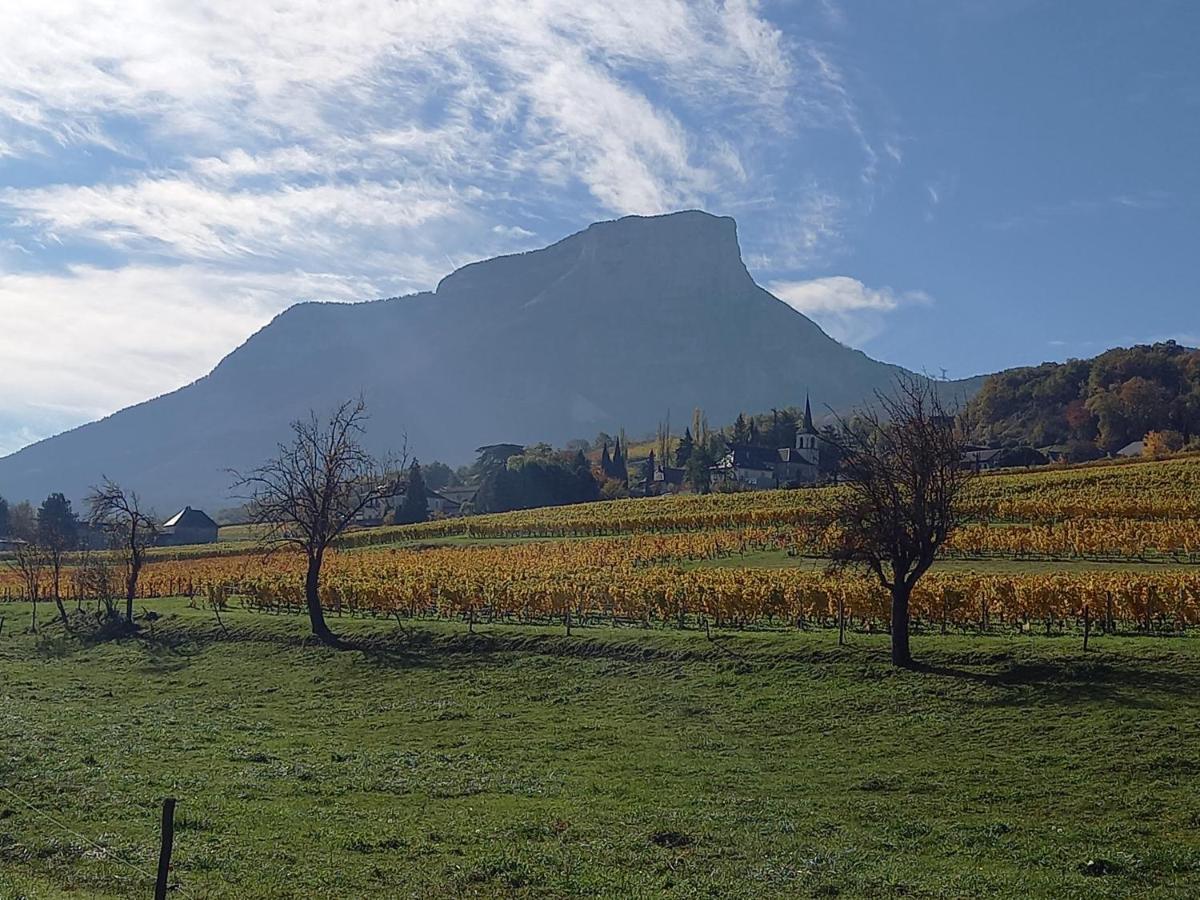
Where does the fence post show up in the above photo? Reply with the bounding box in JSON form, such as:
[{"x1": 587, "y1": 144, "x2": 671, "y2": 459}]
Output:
[
  {"x1": 155, "y1": 797, "x2": 176, "y2": 900},
  {"x1": 1083, "y1": 604, "x2": 1090, "y2": 652}
]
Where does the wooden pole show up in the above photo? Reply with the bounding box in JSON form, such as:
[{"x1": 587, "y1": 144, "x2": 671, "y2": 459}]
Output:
[
  {"x1": 837, "y1": 595, "x2": 846, "y2": 646},
  {"x1": 1083, "y1": 604, "x2": 1090, "y2": 652},
  {"x1": 155, "y1": 798, "x2": 176, "y2": 900}
]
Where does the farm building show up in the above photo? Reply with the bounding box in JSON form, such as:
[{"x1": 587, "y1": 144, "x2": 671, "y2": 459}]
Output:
[
  {"x1": 435, "y1": 486, "x2": 478, "y2": 515},
  {"x1": 426, "y1": 490, "x2": 464, "y2": 517},
  {"x1": 960, "y1": 447, "x2": 1007, "y2": 471},
  {"x1": 159, "y1": 507, "x2": 219, "y2": 546},
  {"x1": 642, "y1": 465, "x2": 686, "y2": 496},
  {"x1": 1116, "y1": 440, "x2": 1145, "y2": 458}
]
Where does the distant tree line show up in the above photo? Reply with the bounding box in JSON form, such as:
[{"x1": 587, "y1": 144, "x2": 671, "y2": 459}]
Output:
[
  {"x1": 472, "y1": 444, "x2": 599, "y2": 514},
  {"x1": 0, "y1": 482, "x2": 160, "y2": 633}
]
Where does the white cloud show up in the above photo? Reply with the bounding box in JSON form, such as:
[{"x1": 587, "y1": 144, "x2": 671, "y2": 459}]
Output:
[
  {"x1": 0, "y1": 1, "x2": 798, "y2": 216},
  {"x1": 492, "y1": 224, "x2": 536, "y2": 240},
  {"x1": 3, "y1": 178, "x2": 464, "y2": 266},
  {"x1": 0, "y1": 264, "x2": 385, "y2": 454},
  {"x1": 767, "y1": 275, "x2": 932, "y2": 346},
  {"x1": 0, "y1": 0, "x2": 893, "y2": 452}
]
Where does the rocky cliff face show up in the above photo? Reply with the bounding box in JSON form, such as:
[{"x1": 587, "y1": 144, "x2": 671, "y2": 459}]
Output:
[{"x1": 0, "y1": 210, "x2": 930, "y2": 511}]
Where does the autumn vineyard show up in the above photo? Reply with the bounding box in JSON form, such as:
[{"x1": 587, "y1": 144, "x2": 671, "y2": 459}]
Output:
[{"x1": 6, "y1": 455, "x2": 1200, "y2": 634}]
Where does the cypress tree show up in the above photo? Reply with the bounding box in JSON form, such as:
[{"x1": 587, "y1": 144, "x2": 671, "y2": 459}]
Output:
[
  {"x1": 675, "y1": 428, "x2": 694, "y2": 467},
  {"x1": 396, "y1": 460, "x2": 429, "y2": 524},
  {"x1": 612, "y1": 438, "x2": 628, "y2": 484}
]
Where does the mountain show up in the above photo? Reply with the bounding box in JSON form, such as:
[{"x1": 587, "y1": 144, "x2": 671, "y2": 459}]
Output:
[{"x1": 0, "y1": 210, "x2": 972, "y2": 512}]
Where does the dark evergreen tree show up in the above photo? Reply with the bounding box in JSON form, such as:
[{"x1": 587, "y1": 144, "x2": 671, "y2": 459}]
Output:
[
  {"x1": 421, "y1": 460, "x2": 457, "y2": 492},
  {"x1": 640, "y1": 450, "x2": 656, "y2": 487},
  {"x1": 612, "y1": 438, "x2": 628, "y2": 484},
  {"x1": 37, "y1": 493, "x2": 79, "y2": 624},
  {"x1": 675, "y1": 428, "x2": 694, "y2": 467},
  {"x1": 775, "y1": 410, "x2": 798, "y2": 449},
  {"x1": 819, "y1": 425, "x2": 842, "y2": 476},
  {"x1": 475, "y1": 444, "x2": 524, "y2": 475},
  {"x1": 395, "y1": 460, "x2": 429, "y2": 524},
  {"x1": 37, "y1": 493, "x2": 78, "y2": 549},
  {"x1": 685, "y1": 444, "x2": 713, "y2": 494},
  {"x1": 0, "y1": 495, "x2": 8, "y2": 539},
  {"x1": 573, "y1": 452, "x2": 601, "y2": 502},
  {"x1": 600, "y1": 442, "x2": 613, "y2": 478},
  {"x1": 731, "y1": 412, "x2": 751, "y2": 444}
]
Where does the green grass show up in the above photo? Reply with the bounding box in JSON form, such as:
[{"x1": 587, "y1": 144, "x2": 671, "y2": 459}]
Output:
[{"x1": 2, "y1": 601, "x2": 1200, "y2": 898}]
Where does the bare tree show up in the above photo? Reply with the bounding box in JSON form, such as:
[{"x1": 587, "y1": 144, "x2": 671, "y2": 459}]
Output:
[
  {"x1": 230, "y1": 399, "x2": 402, "y2": 646},
  {"x1": 87, "y1": 479, "x2": 159, "y2": 626},
  {"x1": 5, "y1": 539, "x2": 48, "y2": 632},
  {"x1": 75, "y1": 550, "x2": 119, "y2": 619},
  {"x1": 826, "y1": 375, "x2": 974, "y2": 667}
]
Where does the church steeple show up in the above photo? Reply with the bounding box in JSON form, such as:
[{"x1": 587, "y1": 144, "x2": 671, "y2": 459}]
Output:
[{"x1": 796, "y1": 392, "x2": 820, "y2": 461}]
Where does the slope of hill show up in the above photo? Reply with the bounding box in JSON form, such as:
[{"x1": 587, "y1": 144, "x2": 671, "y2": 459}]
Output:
[
  {"x1": 966, "y1": 342, "x2": 1200, "y2": 454},
  {"x1": 0, "y1": 210, "x2": 968, "y2": 512}
]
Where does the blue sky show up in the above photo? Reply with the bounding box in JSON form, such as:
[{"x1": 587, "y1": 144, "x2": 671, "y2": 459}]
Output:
[{"x1": 1, "y1": 0, "x2": 1197, "y2": 456}]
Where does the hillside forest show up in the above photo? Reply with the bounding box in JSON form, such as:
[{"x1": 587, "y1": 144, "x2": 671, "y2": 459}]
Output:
[{"x1": 965, "y1": 342, "x2": 1200, "y2": 457}]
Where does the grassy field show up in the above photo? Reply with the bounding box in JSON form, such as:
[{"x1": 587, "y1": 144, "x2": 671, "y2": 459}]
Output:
[{"x1": 2, "y1": 600, "x2": 1200, "y2": 898}]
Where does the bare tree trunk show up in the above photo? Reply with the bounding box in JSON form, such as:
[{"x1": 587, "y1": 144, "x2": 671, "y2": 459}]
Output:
[
  {"x1": 126, "y1": 572, "x2": 137, "y2": 625},
  {"x1": 52, "y1": 562, "x2": 68, "y2": 626},
  {"x1": 891, "y1": 585, "x2": 913, "y2": 668},
  {"x1": 305, "y1": 554, "x2": 337, "y2": 645}
]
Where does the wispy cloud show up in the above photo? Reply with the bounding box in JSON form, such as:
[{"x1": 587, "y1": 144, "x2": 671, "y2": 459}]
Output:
[
  {"x1": 0, "y1": 0, "x2": 894, "y2": 453},
  {"x1": 767, "y1": 275, "x2": 932, "y2": 346},
  {"x1": 990, "y1": 190, "x2": 1174, "y2": 230}
]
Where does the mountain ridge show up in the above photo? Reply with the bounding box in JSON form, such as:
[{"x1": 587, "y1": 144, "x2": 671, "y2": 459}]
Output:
[{"x1": 0, "y1": 210, "x2": 974, "y2": 512}]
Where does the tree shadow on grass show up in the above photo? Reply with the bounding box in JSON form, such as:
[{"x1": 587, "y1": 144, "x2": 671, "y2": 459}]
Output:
[
  {"x1": 345, "y1": 627, "x2": 721, "y2": 673},
  {"x1": 914, "y1": 657, "x2": 1200, "y2": 709}
]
